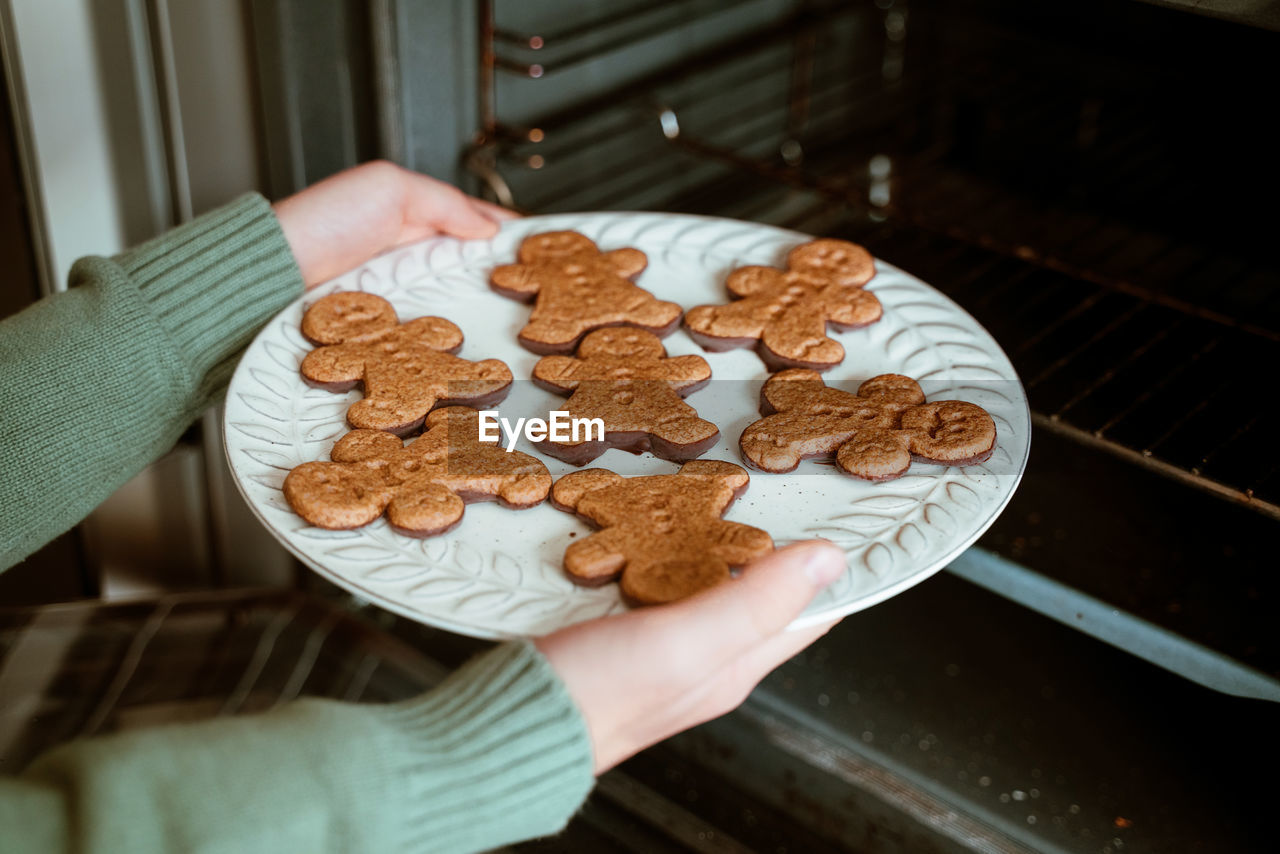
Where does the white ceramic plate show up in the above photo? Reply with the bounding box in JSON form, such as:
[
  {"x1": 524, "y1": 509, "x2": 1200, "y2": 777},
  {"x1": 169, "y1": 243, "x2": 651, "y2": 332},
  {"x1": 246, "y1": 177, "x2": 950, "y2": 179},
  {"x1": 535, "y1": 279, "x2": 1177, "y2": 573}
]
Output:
[{"x1": 224, "y1": 212, "x2": 1030, "y2": 639}]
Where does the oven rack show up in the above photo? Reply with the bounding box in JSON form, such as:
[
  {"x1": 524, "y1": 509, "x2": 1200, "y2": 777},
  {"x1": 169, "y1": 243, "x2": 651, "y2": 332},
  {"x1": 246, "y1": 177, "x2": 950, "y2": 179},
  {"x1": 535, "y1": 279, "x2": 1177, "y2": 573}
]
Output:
[
  {"x1": 471, "y1": 1, "x2": 890, "y2": 201},
  {"x1": 467, "y1": 0, "x2": 868, "y2": 208},
  {"x1": 486, "y1": 0, "x2": 759, "y2": 78}
]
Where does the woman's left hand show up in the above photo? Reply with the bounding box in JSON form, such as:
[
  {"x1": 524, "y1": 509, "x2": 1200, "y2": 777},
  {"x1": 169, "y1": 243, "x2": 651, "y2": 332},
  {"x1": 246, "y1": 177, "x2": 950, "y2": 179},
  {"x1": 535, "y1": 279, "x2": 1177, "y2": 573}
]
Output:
[{"x1": 272, "y1": 160, "x2": 517, "y2": 288}]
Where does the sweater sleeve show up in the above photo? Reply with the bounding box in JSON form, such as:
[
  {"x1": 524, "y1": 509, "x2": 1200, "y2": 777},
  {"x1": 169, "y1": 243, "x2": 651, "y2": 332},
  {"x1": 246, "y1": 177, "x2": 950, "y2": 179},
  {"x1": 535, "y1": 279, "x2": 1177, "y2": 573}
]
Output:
[
  {"x1": 0, "y1": 640, "x2": 596, "y2": 854},
  {"x1": 0, "y1": 193, "x2": 304, "y2": 570}
]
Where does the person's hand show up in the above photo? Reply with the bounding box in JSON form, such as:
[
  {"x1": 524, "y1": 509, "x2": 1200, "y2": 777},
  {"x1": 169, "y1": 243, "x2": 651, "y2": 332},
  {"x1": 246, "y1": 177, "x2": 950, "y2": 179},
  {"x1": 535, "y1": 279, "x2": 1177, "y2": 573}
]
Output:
[
  {"x1": 272, "y1": 160, "x2": 516, "y2": 288},
  {"x1": 536, "y1": 540, "x2": 845, "y2": 773}
]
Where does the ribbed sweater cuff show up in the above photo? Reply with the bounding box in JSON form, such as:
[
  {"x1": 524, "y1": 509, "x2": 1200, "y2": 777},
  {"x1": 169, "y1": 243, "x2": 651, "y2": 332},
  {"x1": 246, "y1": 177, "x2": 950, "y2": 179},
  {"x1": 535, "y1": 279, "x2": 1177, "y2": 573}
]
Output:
[
  {"x1": 113, "y1": 193, "x2": 304, "y2": 403},
  {"x1": 376, "y1": 640, "x2": 595, "y2": 853}
]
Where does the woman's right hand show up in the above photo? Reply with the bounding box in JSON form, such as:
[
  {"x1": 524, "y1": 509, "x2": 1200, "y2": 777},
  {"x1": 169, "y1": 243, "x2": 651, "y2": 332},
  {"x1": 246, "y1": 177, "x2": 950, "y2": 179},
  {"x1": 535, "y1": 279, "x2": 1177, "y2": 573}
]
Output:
[{"x1": 536, "y1": 540, "x2": 845, "y2": 773}]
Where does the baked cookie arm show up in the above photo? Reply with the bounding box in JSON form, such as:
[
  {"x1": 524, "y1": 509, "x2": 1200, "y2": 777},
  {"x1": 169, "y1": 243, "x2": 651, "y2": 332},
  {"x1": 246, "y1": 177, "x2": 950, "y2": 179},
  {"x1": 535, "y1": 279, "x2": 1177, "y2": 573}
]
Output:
[
  {"x1": 823, "y1": 286, "x2": 883, "y2": 329},
  {"x1": 551, "y1": 469, "x2": 625, "y2": 512},
  {"x1": 330, "y1": 429, "x2": 405, "y2": 462},
  {"x1": 437, "y1": 358, "x2": 515, "y2": 403},
  {"x1": 601, "y1": 247, "x2": 648, "y2": 278},
  {"x1": 759, "y1": 369, "x2": 827, "y2": 414},
  {"x1": 683, "y1": 302, "x2": 766, "y2": 340},
  {"x1": 725, "y1": 266, "x2": 783, "y2": 297},
  {"x1": 531, "y1": 355, "x2": 585, "y2": 392},
  {"x1": 623, "y1": 294, "x2": 683, "y2": 331},
  {"x1": 661, "y1": 355, "x2": 713, "y2": 391},
  {"x1": 490, "y1": 263, "x2": 542, "y2": 298},
  {"x1": 650, "y1": 413, "x2": 719, "y2": 448},
  {"x1": 520, "y1": 315, "x2": 585, "y2": 349},
  {"x1": 707, "y1": 521, "x2": 775, "y2": 566},
  {"x1": 347, "y1": 391, "x2": 433, "y2": 433},
  {"x1": 300, "y1": 342, "x2": 369, "y2": 385},
  {"x1": 563, "y1": 529, "x2": 629, "y2": 586},
  {"x1": 496, "y1": 468, "x2": 555, "y2": 509}
]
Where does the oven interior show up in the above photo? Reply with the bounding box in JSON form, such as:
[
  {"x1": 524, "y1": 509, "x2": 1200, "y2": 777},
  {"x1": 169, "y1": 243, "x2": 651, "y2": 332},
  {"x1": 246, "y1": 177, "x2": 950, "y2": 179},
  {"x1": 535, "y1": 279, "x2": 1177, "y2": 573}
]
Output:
[{"x1": 441, "y1": 1, "x2": 1280, "y2": 850}]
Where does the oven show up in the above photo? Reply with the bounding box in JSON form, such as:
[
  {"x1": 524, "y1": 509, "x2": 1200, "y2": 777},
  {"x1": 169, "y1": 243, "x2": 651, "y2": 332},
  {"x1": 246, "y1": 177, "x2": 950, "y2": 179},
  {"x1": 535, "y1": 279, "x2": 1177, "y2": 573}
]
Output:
[{"x1": 4, "y1": 1, "x2": 1276, "y2": 851}]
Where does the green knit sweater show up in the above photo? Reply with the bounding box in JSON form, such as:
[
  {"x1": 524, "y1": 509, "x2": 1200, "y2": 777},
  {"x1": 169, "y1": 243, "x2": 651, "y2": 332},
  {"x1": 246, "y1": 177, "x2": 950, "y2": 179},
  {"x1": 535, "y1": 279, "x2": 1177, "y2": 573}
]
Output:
[{"x1": 0, "y1": 195, "x2": 594, "y2": 852}]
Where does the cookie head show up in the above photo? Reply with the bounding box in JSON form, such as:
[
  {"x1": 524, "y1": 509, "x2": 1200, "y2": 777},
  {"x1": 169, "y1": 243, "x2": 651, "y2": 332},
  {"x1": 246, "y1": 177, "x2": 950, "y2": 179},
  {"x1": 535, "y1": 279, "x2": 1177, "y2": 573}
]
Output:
[
  {"x1": 786, "y1": 238, "x2": 875, "y2": 287},
  {"x1": 517, "y1": 230, "x2": 599, "y2": 263},
  {"x1": 900, "y1": 401, "x2": 997, "y2": 465},
  {"x1": 301, "y1": 291, "x2": 399, "y2": 345},
  {"x1": 575, "y1": 327, "x2": 667, "y2": 361},
  {"x1": 857, "y1": 374, "x2": 927, "y2": 408},
  {"x1": 550, "y1": 468, "x2": 624, "y2": 512}
]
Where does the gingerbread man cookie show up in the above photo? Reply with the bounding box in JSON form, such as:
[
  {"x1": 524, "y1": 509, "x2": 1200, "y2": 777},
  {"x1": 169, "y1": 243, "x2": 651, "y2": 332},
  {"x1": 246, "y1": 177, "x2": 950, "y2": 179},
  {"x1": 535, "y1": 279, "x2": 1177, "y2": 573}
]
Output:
[
  {"x1": 532, "y1": 328, "x2": 719, "y2": 464},
  {"x1": 491, "y1": 230, "x2": 682, "y2": 354},
  {"x1": 284, "y1": 407, "x2": 551, "y2": 536},
  {"x1": 684, "y1": 238, "x2": 882, "y2": 371},
  {"x1": 300, "y1": 291, "x2": 513, "y2": 435},
  {"x1": 739, "y1": 370, "x2": 996, "y2": 480},
  {"x1": 551, "y1": 460, "x2": 774, "y2": 605}
]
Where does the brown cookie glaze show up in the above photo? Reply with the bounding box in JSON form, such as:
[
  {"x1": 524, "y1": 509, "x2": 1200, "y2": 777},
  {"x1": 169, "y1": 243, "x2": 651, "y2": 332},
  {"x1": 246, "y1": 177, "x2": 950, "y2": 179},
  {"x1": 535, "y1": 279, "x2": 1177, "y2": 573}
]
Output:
[
  {"x1": 550, "y1": 460, "x2": 774, "y2": 605},
  {"x1": 684, "y1": 238, "x2": 882, "y2": 371},
  {"x1": 491, "y1": 231, "x2": 683, "y2": 354},
  {"x1": 739, "y1": 369, "x2": 996, "y2": 480},
  {"x1": 532, "y1": 328, "x2": 719, "y2": 465},
  {"x1": 284, "y1": 407, "x2": 552, "y2": 537},
  {"x1": 300, "y1": 291, "x2": 513, "y2": 435}
]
